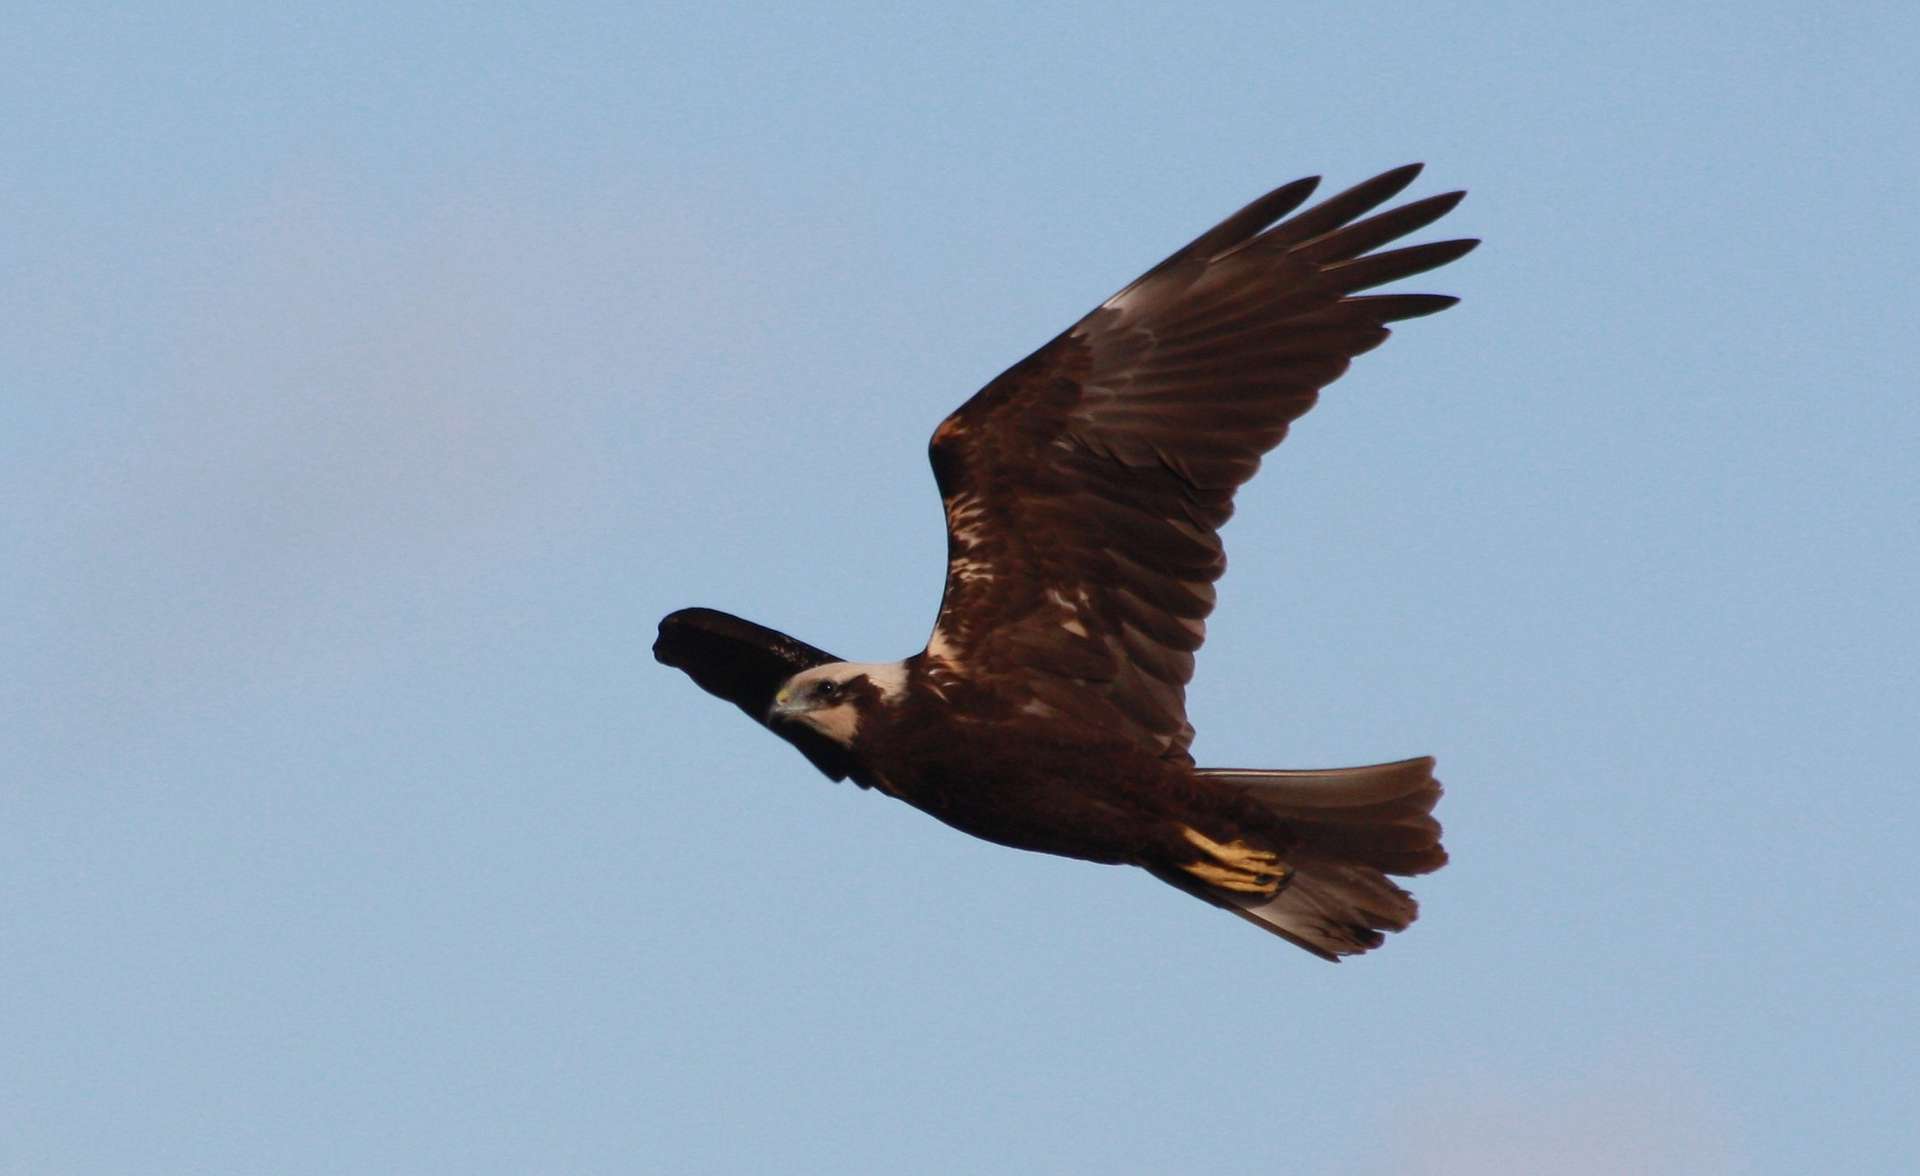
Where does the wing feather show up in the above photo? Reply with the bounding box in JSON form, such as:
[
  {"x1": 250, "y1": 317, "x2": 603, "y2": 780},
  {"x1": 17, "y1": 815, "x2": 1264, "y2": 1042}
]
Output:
[{"x1": 923, "y1": 166, "x2": 1476, "y2": 759}]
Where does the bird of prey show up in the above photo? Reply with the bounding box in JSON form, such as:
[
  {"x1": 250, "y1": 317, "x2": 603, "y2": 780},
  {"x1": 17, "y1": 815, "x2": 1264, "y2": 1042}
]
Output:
[{"x1": 656, "y1": 164, "x2": 1474, "y2": 960}]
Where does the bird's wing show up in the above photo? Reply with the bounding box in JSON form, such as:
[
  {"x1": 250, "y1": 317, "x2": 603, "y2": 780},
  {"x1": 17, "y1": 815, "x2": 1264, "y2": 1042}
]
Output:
[
  {"x1": 653, "y1": 607, "x2": 856, "y2": 780},
  {"x1": 922, "y1": 165, "x2": 1476, "y2": 762}
]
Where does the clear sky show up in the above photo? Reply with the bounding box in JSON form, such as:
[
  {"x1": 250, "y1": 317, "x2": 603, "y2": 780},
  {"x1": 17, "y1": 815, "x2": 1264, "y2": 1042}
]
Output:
[{"x1": 4, "y1": 4, "x2": 1917, "y2": 1173}]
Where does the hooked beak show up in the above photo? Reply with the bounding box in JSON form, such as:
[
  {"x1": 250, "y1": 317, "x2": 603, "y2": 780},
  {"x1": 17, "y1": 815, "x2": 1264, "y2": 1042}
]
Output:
[{"x1": 765, "y1": 687, "x2": 802, "y2": 725}]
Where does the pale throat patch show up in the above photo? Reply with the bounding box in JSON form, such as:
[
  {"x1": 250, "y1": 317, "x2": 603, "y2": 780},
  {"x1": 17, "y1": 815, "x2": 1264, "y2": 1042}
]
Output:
[{"x1": 801, "y1": 704, "x2": 863, "y2": 746}]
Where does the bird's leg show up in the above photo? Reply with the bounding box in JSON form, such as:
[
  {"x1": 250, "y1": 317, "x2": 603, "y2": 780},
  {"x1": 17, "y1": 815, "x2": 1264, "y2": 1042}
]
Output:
[{"x1": 1178, "y1": 826, "x2": 1291, "y2": 895}]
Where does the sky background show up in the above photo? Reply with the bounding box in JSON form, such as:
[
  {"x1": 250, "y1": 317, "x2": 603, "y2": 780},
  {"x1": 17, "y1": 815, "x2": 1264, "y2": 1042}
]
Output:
[{"x1": 4, "y1": 3, "x2": 1917, "y2": 1173}]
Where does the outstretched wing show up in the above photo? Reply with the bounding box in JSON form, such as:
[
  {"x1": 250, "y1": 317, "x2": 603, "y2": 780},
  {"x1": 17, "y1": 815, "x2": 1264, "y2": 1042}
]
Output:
[{"x1": 923, "y1": 164, "x2": 1475, "y2": 762}]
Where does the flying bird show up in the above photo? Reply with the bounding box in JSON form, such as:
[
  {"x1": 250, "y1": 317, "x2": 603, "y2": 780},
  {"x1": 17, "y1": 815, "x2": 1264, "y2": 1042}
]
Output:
[{"x1": 656, "y1": 164, "x2": 1475, "y2": 959}]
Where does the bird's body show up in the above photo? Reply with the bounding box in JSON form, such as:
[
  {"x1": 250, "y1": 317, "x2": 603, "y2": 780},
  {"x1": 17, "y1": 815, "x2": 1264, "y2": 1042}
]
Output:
[
  {"x1": 657, "y1": 164, "x2": 1475, "y2": 959},
  {"x1": 832, "y1": 678, "x2": 1202, "y2": 865}
]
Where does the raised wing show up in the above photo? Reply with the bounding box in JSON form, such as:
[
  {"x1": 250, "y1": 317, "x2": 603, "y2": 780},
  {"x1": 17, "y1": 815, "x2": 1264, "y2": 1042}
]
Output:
[{"x1": 922, "y1": 164, "x2": 1475, "y2": 761}]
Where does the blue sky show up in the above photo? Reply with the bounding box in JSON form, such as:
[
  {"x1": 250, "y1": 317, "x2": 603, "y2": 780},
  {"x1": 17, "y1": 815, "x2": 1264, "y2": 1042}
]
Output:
[{"x1": 4, "y1": 4, "x2": 1917, "y2": 1173}]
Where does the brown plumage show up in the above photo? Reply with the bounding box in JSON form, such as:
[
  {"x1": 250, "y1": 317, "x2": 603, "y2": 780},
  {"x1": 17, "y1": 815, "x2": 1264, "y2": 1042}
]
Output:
[{"x1": 656, "y1": 164, "x2": 1474, "y2": 960}]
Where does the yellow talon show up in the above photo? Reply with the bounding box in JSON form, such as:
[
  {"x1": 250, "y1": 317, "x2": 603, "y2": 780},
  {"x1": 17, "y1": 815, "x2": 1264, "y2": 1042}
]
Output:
[{"x1": 1178, "y1": 827, "x2": 1290, "y2": 894}]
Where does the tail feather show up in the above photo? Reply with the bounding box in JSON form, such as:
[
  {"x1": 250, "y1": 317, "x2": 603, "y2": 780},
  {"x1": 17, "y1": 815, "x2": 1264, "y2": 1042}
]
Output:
[{"x1": 1159, "y1": 756, "x2": 1446, "y2": 961}]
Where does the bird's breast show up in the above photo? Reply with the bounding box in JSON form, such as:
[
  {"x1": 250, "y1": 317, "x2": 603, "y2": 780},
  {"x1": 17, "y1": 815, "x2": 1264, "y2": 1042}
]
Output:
[{"x1": 857, "y1": 716, "x2": 1183, "y2": 865}]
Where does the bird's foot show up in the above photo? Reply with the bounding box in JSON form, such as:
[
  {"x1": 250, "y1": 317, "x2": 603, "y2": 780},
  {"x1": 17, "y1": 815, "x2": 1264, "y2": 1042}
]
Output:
[{"x1": 1178, "y1": 827, "x2": 1291, "y2": 895}]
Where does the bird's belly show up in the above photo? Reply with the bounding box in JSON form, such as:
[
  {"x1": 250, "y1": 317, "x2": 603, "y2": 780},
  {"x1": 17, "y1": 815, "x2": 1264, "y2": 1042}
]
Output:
[{"x1": 866, "y1": 735, "x2": 1176, "y2": 866}]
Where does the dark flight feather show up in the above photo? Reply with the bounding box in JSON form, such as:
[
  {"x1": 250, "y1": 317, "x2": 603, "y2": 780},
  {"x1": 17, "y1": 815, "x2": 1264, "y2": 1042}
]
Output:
[{"x1": 924, "y1": 162, "x2": 1478, "y2": 763}]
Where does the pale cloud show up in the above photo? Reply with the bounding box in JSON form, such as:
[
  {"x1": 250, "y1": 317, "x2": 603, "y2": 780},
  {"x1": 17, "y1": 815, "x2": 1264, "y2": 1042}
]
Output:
[{"x1": 1358, "y1": 1062, "x2": 1742, "y2": 1176}]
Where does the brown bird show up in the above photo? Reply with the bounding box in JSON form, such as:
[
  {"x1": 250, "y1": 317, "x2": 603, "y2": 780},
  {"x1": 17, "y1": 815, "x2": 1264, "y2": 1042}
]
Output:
[{"x1": 656, "y1": 164, "x2": 1474, "y2": 959}]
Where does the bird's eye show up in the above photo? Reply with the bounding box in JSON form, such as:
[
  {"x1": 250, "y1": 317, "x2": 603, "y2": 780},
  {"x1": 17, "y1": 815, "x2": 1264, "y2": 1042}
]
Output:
[{"x1": 816, "y1": 680, "x2": 841, "y2": 700}]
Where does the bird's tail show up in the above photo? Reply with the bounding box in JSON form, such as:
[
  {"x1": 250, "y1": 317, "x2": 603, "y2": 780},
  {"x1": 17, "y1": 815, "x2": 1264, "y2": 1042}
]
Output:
[{"x1": 1152, "y1": 756, "x2": 1446, "y2": 960}]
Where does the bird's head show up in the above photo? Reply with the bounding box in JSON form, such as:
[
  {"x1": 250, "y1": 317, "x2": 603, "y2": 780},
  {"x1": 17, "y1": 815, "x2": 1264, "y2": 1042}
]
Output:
[
  {"x1": 767, "y1": 661, "x2": 908, "y2": 747},
  {"x1": 653, "y1": 608, "x2": 901, "y2": 783}
]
